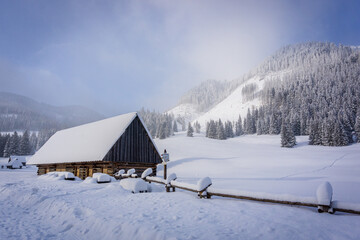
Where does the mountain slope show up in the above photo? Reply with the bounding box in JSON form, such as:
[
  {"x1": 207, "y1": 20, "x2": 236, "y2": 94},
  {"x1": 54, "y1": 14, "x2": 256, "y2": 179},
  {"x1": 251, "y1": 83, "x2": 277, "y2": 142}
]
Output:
[
  {"x1": 167, "y1": 79, "x2": 239, "y2": 122},
  {"x1": 0, "y1": 92, "x2": 103, "y2": 131},
  {"x1": 169, "y1": 42, "x2": 360, "y2": 129}
]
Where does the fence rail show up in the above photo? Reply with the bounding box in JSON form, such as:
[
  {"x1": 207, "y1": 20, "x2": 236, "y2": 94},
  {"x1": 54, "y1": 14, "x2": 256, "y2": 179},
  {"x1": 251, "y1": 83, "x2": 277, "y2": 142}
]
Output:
[{"x1": 140, "y1": 172, "x2": 360, "y2": 215}]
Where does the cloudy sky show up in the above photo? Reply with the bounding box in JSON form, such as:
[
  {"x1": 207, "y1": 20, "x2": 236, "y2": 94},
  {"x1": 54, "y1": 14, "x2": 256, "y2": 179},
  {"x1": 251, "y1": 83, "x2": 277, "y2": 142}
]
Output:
[{"x1": 0, "y1": 0, "x2": 359, "y2": 116}]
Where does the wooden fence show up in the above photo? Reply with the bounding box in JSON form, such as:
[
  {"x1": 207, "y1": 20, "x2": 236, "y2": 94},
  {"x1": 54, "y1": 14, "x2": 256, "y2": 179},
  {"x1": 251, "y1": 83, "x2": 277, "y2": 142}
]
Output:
[{"x1": 142, "y1": 174, "x2": 360, "y2": 215}]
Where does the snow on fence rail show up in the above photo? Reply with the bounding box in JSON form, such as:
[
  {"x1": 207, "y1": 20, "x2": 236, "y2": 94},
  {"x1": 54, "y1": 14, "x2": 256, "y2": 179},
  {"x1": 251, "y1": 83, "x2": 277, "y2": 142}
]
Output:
[{"x1": 138, "y1": 168, "x2": 360, "y2": 215}]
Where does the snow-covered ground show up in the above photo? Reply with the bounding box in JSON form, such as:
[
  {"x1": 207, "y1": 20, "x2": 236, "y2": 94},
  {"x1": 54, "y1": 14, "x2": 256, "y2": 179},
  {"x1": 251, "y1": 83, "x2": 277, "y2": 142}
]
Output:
[{"x1": 1, "y1": 133, "x2": 360, "y2": 239}]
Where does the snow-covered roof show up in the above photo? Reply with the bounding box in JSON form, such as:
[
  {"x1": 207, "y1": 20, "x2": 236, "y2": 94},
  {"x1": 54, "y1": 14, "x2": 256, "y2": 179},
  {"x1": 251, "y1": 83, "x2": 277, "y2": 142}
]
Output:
[{"x1": 28, "y1": 112, "x2": 153, "y2": 165}]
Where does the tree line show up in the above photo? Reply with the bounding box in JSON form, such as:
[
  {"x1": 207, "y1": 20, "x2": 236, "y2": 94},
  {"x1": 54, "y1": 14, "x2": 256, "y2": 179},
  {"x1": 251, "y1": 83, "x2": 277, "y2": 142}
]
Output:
[
  {"x1": 202, "y1": 42, "x2": 360, "y2": 147},
  {"x1": 0, "y1": 129, "x2": 56, "y2": 157}
]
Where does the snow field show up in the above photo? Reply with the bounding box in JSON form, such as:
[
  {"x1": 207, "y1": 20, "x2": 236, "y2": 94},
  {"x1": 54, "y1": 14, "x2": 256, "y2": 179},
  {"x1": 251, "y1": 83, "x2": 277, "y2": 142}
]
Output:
[
  {"x1": 1, "y1": 171, "x2": 360, "y2": 240},
  {"x1": 155, "y1": 133, "x2": 360, "y2": 203},
  {"x1": 1, "y1": 134, "x2": 360, "y2": 239}
]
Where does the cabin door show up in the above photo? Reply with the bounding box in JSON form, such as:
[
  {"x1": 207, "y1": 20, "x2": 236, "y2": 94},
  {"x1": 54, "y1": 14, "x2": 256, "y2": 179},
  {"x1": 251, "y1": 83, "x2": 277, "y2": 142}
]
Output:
[{"x1": 78, "y1": 166, "x2": 89, "y2": 180}]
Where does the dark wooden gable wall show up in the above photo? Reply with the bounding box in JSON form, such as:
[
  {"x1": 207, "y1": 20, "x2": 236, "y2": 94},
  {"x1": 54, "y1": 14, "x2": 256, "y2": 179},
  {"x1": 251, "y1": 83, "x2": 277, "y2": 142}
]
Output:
[{"x1": 102, "y1": 116, "x2": 162, "y2": 164}]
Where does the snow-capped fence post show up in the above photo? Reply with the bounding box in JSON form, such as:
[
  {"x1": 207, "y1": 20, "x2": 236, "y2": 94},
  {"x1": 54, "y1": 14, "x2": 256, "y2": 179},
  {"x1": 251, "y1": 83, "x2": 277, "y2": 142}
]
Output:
[
  {"x1": 316, "y1": 182, "x2": 334, "y2": 214},
  {"x1": 197, "y1": 177, "x2": 212, "y2": 199},
  {"x1": 161, "y1": 149, "x2": 170, "y2": 191},
  {"x1": 165, "y1": 173, "x2": 177, "y2": 192}
]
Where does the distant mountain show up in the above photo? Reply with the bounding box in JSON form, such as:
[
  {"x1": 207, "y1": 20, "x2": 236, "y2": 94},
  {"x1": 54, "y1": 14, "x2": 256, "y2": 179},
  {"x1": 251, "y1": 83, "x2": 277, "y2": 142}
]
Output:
[
  {"x1": 0, "y1": 92, "x2": 104, "y2": 131},
  {"x1": 167, "y1": 79, "x2": 242, "y2": 123},
  {"x1": 168, "y1": 42, "x2": 360, "y2": 129}
]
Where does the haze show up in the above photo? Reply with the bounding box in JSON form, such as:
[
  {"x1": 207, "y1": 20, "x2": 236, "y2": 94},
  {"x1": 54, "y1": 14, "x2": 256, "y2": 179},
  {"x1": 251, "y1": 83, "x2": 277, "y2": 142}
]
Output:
[{"x1": 0, "y1": 0, "x2": 359, "y2": 116}]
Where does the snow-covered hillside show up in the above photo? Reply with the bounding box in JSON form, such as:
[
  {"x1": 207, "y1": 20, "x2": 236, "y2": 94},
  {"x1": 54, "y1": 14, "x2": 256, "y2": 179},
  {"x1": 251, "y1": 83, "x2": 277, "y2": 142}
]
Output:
[
  {"x1": 1, "y1": 133, "x2": 360, "y2": 240},
  {"x1": 167, "y1": 42, "x2": 360, "y2": 130},
  {"x1": 193, "y1": 70, "x2": 291, "y2": 127}
]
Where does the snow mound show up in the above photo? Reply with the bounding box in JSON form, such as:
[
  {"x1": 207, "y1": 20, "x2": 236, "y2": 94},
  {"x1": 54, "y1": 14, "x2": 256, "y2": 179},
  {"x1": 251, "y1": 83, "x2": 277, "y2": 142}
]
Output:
[
  {"x1": 38, "y1": 171, "x2": 77, "y2": 181},
  {"x1": 115, "y1": 169, "x2": 125, "y2": 177},
  {"x1": 7, "y1": 158, "x2": 23, "y2": 169},
  {"x1": 316, "y1": 182, "x2": 333, "y2": 206},
  {"x1": 141, "y1": 168, "x2": 153, "y2": 179},
  {"x1": 120, "y1": 178, "x2": 149, "y2": 193},
  {"x1": 83, "y1": 177, "x2": 98, "y2": 184},
  {"x1": 197, "y1": 177, "x2": 212, "y2": 191},
  {"x1": 165, "y1": 173, "x2": 177, "y2": 185},
  {"x1": 127, "y1": 168, "x2": 135, "y2": 175},
  {"x1": 93, "y1": 173, "x2": 111, "y2": 183}
]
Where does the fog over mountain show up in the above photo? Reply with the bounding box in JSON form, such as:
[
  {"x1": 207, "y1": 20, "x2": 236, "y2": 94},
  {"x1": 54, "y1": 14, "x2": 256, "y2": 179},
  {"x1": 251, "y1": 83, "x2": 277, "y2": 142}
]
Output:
[{"x1": 0, "y1": 92, "x2": 103, "y2": 131}]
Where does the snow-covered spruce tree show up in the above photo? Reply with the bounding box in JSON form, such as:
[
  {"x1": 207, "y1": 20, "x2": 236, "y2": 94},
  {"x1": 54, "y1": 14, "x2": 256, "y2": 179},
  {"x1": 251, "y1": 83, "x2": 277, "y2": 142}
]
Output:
[
  {"x1": 355, "y1": 112, "x2": 360, "y2": 142},
  {"x1": 158, "y1": 121, "x2": 167, "y2": 139},
  {"x1": 205, "y1": 122, "x2": 210, "y2": 137},
  {"x1": 269, "y1": 113, "x2": 280, "y2": 135},
  {"x1": 235, "y1": 115, "x2": 243, "y2": 136},
  {"x1": 332, "y1": 120, "x2": 349, "y2": 146},
  {"x1": 19, "y1": 130, "x2": 32, "y2": 155},
  {"x1": 256, "y1": 119, "x2": 263, "y2": 135},
  {"x1": 245, "y1": 109, "x2": 256, "y2": 134},
  {"x1": 187, "y1": 122, "x2": 194, "y2": 137},
  {"x1": 207, "y1": 120, "x2": 217, "y2": 139},
  {"x1": 173, "y1": 120, "x2": 178, "y2": 133},
  {"x1": 194, "y1": 121, "x2": 201, "y2": 133},
  {"x1": 3, "y1": 137, "x2": 10, "y2": 157},
  {"x1": 309, "y1": 120, "x2": 321, "y2": 145},
  {"x1": 224, "y1": 121, "x2": 234, "y2": 138},
  {"x1": 281, "y1": 118, "x2": 296, "y2": 148},
  {"x1": 8, "y1": 131, "x2": 20, "y2": 155},
  {"x1": 217, "y1": 119, "x2": 226, "y2": 140},
  {"x1": 29, "y1": 132, "x2": 38, "y2": 154},
  {"x1": 0, "y1": 134, "x2": 10, "y2": 157}
]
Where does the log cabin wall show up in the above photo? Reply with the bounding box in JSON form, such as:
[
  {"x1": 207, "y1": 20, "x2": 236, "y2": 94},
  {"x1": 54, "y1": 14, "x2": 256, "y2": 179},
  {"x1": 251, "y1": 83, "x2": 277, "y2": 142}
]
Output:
[{"x1": 37, "y1": 161, "x2": 158, "y2": 179}]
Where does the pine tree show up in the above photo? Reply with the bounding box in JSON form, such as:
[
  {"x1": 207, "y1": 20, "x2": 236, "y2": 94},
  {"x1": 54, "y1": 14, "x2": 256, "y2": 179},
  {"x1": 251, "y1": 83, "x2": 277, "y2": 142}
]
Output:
[
  {"x1": 207, "y1": 120, "x2": 217, "y2": 139},
  {"x1": 269, "y1": 113, "x2": 279, "y2": 135},
  {"x1": 281, "y1": 119, "x2": 296, "y2": 148},
  {"x1": 205, "y1": 122, "x2": 210, "y2": 137},
  {"x1": 235, "y1": 115, "x2": 243, "y2": 136},
  {"x1": 309, "y1": 120, "x2": 321, "y2": 145},
  {"x1": 158, "y1": 121, "x2": 167, "y2": 139},
  {"x1": 8, "y1": 131, "x2": 20, "y2": 155},
  {"x1": 187, "y1": 122, "x2": 194, "y2": 137},
  {"x1": 30, "y1": 132, "x2": 38, "y2": 154},
  {"x1": 224, "y1": 121, "x2": 234, "y2": 138},
  {"x1": 0, "y1": 134, "x2": 10, "y2": 156},
  {"x1": 173, "y1": 120, "x2": 178, "y2": 133},
  {"x1": 355, "y1": 113, "x2": 360, "y2": 143},
  {"x1": 217, "y1": 119, "x2": 226, "y2": 140},
  {"x1": 19, "y1": 130, "x2": 31, "y2": 155},
  {"x1": 332, "y1": 120, "x2": 349, "y2": 146},
  {"x1": 3, "y1": 137, "x2": 10, "y2": 157},
  {"x1": 194, "y1": 121, "x2": 201, "y2": 133}
]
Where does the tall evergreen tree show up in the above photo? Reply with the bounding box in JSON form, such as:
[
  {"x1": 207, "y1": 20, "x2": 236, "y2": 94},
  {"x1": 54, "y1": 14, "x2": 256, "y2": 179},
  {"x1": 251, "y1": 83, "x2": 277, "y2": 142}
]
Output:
[
  {"x1": 235, "y1": 115, "x2": 243, "y2": 136},
  {"x1": 207, "y1": 120, "x2": 217, "y2": 139},
  {"x1": 355, "y1": 112, "x2": 360, "y2": 143},
  {"x1": 173, "y1": 120, "x2": 178, "y2": 133},
  {"x1": 19, "y1": 130, "x2": 31, "y2": 155},
  {"x1": 281, "y1": 118, "x2": 296, "y2": 148},
  {"x1": 3, "y1": 137, "x2": 10, "y2": 157},
  {"x1": 194, "y1": 121, "x2": 201, "y2": 133},
  {"x1": 217, "y1": 119, "x2": 226, "y2": 140},
  {"x1": 8, "y1": 131, "x2": 20, "y2": 155},
  {"x1": 187, "y1": 122, "x2": 194, "y2": 137}
]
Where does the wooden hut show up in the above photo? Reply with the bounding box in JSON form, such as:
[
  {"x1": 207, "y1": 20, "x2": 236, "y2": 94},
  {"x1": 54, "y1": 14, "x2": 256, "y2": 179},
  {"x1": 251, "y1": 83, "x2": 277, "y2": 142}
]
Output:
[{"x1": 28, "y1": 112, "x2": 162, "y2": 179}]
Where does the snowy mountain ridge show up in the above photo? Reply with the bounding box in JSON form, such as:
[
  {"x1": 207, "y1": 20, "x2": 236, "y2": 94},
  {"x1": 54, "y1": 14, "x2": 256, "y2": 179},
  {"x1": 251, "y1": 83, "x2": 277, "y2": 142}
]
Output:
[
  {"x1": 167, "y1": 42, "x2": 360, "y2": 128},
  {"x1": 0, "y1": 92, "x2": 103, "y2": 131}
]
